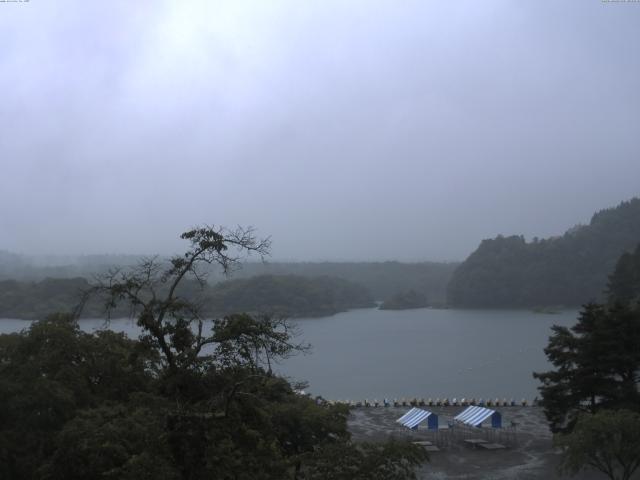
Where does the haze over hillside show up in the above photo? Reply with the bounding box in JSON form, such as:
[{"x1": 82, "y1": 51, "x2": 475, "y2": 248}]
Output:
[{"x1": 448, "y1": 198, "x2": 640, "y2": 308}]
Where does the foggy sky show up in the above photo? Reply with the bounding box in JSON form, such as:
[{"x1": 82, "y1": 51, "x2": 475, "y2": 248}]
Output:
[{"x1": 1, "y1": 1, "x2": 639, "y2": 261}]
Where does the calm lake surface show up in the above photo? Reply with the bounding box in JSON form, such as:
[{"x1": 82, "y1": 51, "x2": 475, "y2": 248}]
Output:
[{"x1": 0, "y1": 308, "x2": 578, "y2": 401}]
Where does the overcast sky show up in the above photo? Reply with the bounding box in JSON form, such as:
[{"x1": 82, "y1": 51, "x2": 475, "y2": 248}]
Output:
[{"x1": 1, "y1": 1, "x2": 639, "y2": 261}]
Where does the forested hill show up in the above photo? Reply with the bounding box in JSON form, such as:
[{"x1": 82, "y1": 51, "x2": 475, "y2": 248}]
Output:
[
  {"x1": 0, "y1": 257, "x2": 458, "y2": 306},
  {"x1": 0, "y1": 274, "x2": 374, "y2": 320},
  {"x1": 209, "y1": 261, "x2": 458, "y2": 305},
  {"x1": 447, "y1": 198, "x2": 640, "y2": 308},
  {"x1": 204, "y1": 274, "x2": 374, "y2": 318}
]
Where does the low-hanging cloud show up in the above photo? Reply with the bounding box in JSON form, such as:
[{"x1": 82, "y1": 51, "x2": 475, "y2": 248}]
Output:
[{"x1": 1, "y1": 0, "x2": 639, "y2": 261}]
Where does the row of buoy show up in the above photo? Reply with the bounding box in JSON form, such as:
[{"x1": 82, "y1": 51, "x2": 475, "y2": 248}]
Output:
[{"x1": 328, "y1": 397, "x2": 533, "y2": 407}]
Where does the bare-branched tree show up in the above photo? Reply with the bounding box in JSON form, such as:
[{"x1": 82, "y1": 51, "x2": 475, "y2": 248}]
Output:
[{"x1": 79, "y1": 225, "x2": 271, "y2": 371}]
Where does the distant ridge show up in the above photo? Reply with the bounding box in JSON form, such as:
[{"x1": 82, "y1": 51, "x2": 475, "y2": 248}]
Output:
[
  {"x1": 0, "y1": 274, "x2": 374, "y2": 320},
  {"x1": 447, "y1": 198, "x2": 640, "y2": 308},
  {"x1": 0, "y1": 256, "x2": 458, "y2": 307}
]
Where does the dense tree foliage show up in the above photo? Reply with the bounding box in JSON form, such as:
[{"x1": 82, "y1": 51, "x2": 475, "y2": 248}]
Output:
[
  {"x1": 534, "y1": 243, "x2": 640, "y2": 434},
  {"x1": 0, "y1": 313, "x2": 363, "y2": 479},
  {"x1": 0, "y1": 226, "x2": 427, "y2": 479},
  {"x1": 302, "y1": 440, "x2": 428, "y2": 480},
  {"x1": 607, "y1": 242, "x2": 640, "y2": 306},
  {"x1": 533, "y1": 302, "x2": 640, "y2": 432},
  {"x1": 448, "y1": 198, "x2": 640, "y2": 307},
  {"x1": 555, "y1": 409, "x2": 640, "y2": 480},
  {"x1": 0, "y1": 314, "x2": 160, "y2": 479},
  {"x1": 379, "y1": 290, "x2": 429, "y2": 310}
]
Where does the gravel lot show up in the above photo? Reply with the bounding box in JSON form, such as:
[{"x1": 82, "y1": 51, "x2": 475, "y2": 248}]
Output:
[{"x1": 348, "y1": 406, "x2": 611, "y2": 480}]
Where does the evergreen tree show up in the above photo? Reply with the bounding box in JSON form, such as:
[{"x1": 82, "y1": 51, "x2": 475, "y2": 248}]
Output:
[
  {"x1": 534, "y1": 244, "x2": 640, "y2": 433},
  {"x1": 533, "y1": 303, "x2": 640, "y2": 432},
  {"x1": 607, "y1": 243, "x2": 640, "y2": 306}
]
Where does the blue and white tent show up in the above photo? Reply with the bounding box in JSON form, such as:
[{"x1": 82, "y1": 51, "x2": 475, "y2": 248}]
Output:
[
  {"x1": 396, "y1": 407, "x2": 438, "y2": 430},
  {"x1": 454, "y1": 405, "x2": 502, "y2": 428}
]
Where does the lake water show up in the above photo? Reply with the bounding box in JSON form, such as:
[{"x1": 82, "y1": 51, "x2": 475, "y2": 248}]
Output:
[{"x1": 0, "y1": 307, "x2": 578, "y2": 402}]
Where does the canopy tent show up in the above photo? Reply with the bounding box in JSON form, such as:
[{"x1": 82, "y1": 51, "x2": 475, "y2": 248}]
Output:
[
  {"x1": 454, "y1": 405, "x2": 502, "y2": 428},
  {"x1": 396, "y1": 407, "x2": 438, "y2": 430}
]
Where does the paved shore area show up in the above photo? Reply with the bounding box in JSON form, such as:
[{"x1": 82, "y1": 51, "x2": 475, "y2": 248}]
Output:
[{"x1": 348, "y1": 406, "x2": 606, "y2": 480}]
